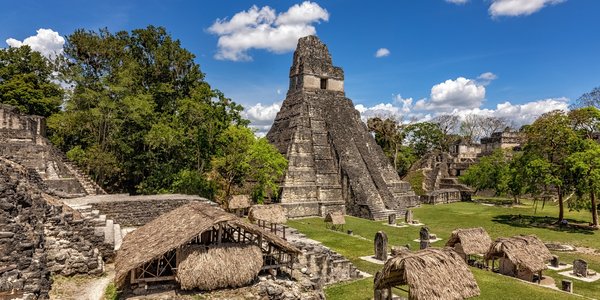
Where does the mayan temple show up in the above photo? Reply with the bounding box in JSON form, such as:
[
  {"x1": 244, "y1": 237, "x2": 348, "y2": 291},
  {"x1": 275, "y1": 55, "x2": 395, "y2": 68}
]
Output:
[{"x1": 267, "y1": 36, "x2": 419, "y2": 220}]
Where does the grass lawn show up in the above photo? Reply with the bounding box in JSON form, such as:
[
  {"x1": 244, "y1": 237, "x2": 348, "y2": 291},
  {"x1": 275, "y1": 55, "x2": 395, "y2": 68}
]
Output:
[{"x1": 287, "y1": 200, "x2": 600, "y2": 299}]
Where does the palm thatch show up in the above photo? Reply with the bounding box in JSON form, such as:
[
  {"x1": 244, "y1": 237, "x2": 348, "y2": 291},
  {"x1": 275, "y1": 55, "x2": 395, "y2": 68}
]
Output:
[
  {"x1": 445, "y1": 227, "x2": 492, "y2": 256},
  {"x1": 114, "y1": 202, "x2": 300, "y2": 288},
  {"x1": 324, "y1": 211, "x2": 345, "y2": 225},
  {"x1": 248, "y1": 204, "x2": 287, "y2": 224},
  {"x1": 228, "y1": 195, "x2": 251, "y2": 210},
  {"x1": 374, "y1": 248, "x2": 480, "y2": 300},
  {"x1": 176, "y1": 244, "x2": 262, "y2": 290},
  {"x1": 485, "y1": 235, "x2": 552, "y2": 273}
]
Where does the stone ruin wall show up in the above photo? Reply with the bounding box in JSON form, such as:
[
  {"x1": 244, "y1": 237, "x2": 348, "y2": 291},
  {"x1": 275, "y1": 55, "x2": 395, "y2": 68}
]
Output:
[
  {"x1": 65, "y1": 195, "x2": 212, "y2": 227},
  {"x1": 0, "y1": 159, "x2": 104, "y2": 300}
]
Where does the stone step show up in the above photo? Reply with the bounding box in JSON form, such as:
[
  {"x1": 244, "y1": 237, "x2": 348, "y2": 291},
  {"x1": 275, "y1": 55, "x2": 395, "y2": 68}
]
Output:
[
  {"x1": 113, "y1": 223, "x2": 123, "y2": 251},
  {"x1": 68, "y1": 204, "x2": 93, "y2": 212},
  {"x1": 91, "y1": 209, "x2": 100, "y2": 217},
  {"x1": 103, "y1": 219, "x2": 114, "y2": 244}
]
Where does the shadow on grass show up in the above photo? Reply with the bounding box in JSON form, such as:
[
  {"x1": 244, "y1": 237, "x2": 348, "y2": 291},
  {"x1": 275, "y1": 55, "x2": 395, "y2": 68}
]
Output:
[{"x1": 492, "y1": 215, "x2": 596, "y2": 234}]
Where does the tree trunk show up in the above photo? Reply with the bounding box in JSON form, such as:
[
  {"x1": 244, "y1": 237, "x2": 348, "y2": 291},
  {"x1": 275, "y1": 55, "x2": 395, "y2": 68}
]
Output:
[
  {"x1": 558, "y1": 187, "x2": 564, "y2": 222},
  {"x1": 591, "y1": 190, "x2": 599, "y2": 228}
]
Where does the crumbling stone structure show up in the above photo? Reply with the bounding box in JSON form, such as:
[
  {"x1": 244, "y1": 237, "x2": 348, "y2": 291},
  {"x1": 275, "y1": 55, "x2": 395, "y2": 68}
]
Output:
[
  {"x1": 0, "y1": 104, "x2": 105, "y2": 197},
  {"x1": 480, "y1": 130, "x2": 523, "y2": 154},
  {"x1": 0, "y1": 158, "x2": 103, "y2": 299},
  {"x1": 267, "y1": 36, "x2": 418, "y2": 220}
]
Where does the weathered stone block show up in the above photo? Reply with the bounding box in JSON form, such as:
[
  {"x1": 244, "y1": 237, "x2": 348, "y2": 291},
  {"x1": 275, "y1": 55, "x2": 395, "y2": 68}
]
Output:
[
  {"x1": 573, "y1": 259, "x2": 588, "y2": 277},
  {"x1": 374, "y1": 231, "x2": 388, "y2": 261}
]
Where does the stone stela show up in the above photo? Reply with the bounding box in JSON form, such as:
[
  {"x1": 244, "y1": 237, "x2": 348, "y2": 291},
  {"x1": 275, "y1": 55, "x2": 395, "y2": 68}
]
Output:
[
  {"x1": 374, "y1": 231, "x2": 388, "y2": 261},
  {"x1": 266, "y1": 36, "x2": 418, "y2": 221},
  {"x1": 420, "y1": 227, "x2": 431, "y2": 249}
]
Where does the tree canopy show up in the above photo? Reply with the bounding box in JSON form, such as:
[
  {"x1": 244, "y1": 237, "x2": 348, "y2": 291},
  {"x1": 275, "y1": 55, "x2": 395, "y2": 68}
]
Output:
[
  {"x1": 0, "y1": 45, "x2": 63, "y2": 116},
  {"x1": 47, "y1": 26, "x2": 286, "y2": 202}
]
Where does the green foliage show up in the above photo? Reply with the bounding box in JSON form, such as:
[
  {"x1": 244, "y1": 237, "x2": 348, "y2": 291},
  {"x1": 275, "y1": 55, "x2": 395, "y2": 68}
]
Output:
[
  {"x1": 248, "y1": 138, "x2": 288, "y2": 203},
  {"x1": 460, "y1": 149, "x2": 512, "y2": 196},
  {"x1": 404, "y1": 122, "x2": 445, "y2": 157},
  {"x1": 48, "y1": 26, "x2": 247, "y2": 194},
  {"x1": 520, "y1": 110, "x2": 582, "y2": 220},
  {"x1": 210, "y1": 126, "x2": 287, "y2": 203},
  {"x1": 103, "y1": 282, "x2": 118, "y2": 300},
  {"x1": 0, "y1": 45, "x2": 63, "y2": 116},
  {"x1": 171, "y1": 169, "x2": 217, "y2": 200},
  {"x1": 290, "y1": 201, "x2": 598, "y2": 299},
  {"x1": 403, "y1": 170, "x2": 425, "y2": 196}
]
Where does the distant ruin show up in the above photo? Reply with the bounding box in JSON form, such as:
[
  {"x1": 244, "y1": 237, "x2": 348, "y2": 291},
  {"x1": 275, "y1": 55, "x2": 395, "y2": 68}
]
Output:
[
  {"x1": 408, "y1": 129, "x2": 524, "y2": 202},
  {"x1": 267, "y1": 36, "x2": 418, "y2": 220},
  {"x1": 0, "y1": 104, "x2": 105, "y2": 197}
]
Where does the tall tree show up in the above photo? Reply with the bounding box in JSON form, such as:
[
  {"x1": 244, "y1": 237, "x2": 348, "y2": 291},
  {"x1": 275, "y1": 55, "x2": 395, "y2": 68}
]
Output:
[
  {"x1": 404, "y1": 122, "x2": 445, "y2": 157},
  {"x1": 459, "y1": 114, "x2": 484, "y2": 143},
  {"x1": 48, "y1": 26, "x2": 247, "y2": 195},
  {"x1": 571, "y1": 87, "x2": 600, "y2": 109},
  {"x1": 0, "y1": 45, "x2": 63, "y2": 116},
  {"x1": 459, "y1": 149, "x2": 513, "y2": 198},
  {"x1": 521, "y1": 110, "x2": 581, "y2": 222},
  {"x1": 567, "y1": 141, "x2": 600, "y2": 227}
]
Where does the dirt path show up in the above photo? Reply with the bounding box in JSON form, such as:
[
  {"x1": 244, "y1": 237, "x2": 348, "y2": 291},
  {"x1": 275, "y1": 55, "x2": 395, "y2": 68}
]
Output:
[{"x1": 50, "y1": 264, "x2": 114, "y2": 300}]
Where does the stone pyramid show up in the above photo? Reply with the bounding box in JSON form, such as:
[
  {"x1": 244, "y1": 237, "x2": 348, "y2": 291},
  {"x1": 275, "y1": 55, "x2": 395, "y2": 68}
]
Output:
[{"x1": 267, "y1": 36, "x2": 419, "y2": 220}]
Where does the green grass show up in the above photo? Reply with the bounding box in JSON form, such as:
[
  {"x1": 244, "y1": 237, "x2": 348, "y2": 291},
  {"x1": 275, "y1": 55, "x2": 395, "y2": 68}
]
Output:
[
  {"x1": 288, "y1": 200, "x2": 600, "y2": 299},
  {"x1": 325, "y1": 270, "x2": 582, "y2": 300},
  {"x1": 104, "y1": 282, "x2": 118, "y2": 300}
]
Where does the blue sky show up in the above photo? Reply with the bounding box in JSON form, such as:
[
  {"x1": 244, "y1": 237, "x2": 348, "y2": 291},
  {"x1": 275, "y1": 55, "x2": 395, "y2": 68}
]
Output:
[{"x1": 2, "y1": 0, "x2": 599, "y2": 134}]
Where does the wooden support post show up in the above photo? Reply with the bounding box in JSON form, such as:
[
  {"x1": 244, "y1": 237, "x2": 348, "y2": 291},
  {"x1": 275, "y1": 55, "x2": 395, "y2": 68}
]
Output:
[{"x1": 217, "y1": 223, "x2": 222, "y2": 244}]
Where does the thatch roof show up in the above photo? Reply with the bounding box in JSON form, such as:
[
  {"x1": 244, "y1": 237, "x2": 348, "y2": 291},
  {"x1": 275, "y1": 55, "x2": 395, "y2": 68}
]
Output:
[
  {"x1": 114, "y1": 202, "x2": 300, "y2": 288},
  {"x1": 176, "y1": 244, "x2": 262, "y2": 290},
  {"x1": 485, "y1": 235, "x2": 552, "y2": 273},
  {"x1": 324, "y1": 211, "x2": 345, "y2": 225},
  {"x1": 248, "y1": 204, "x2": 287, "y2": 224},
  {"x1": 228, "y1": 195, "x2": 251, "y2": 209},
  {"x1": 445, "y1": 227, "x2": 492, "y2": 255},
  {"x1": 374, "y1": 248, "x2": 480, "y2": 300}
]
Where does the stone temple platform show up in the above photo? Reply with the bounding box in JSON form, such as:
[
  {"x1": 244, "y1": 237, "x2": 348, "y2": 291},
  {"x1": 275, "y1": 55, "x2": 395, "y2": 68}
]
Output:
[{"x1": 266, "y1": 36, "x2": 419, "y2": 221}]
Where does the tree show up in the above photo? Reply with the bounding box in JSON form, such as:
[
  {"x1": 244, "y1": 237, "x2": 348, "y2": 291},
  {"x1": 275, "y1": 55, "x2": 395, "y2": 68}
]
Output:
[
  {"x1": 459, "y1": 149, "x2": 512, "y2": 197},
  {"x1": 572, "y1": 87, "x2": 600, "y2": 109},
  {"x1": 247, "y1": 138, "x2": 288, "y2": 203},
  {"x1": 48, "y1": 26, "x2": 247, "y2": 195},
  {"x1": 566, "y1": 141, "x2": 600, "y2": 227},
  {"x1": 211, "y1": 126, "x2": 287, "y2": 204},
  {"x1": 521, "y1": 110, "x2": 581, "y2": 222},
  {"x1": 367, "y1": 117, "x2": 404, "y2": 171},
  {"x1": 211, "y1": 126, "x2": 255, "y2": 199},
  {"x1": 459, "y1": 114, "x2": 484, "y2": 143},
  {"x1": 404, "y1": 122, "x2": 445, "y2": 157},
  {"x1": 479, "y1": 116, "x2": 510, "y2": 138},
  {"x1": 568, "y1": 107, "x2": 600, "y2": 139},
  {"x1": 432, "y1": 114, "x2": 460, "y2": 136},
  {"x1": 0, "y1": 45, "x2": 63, "y2": 116}
]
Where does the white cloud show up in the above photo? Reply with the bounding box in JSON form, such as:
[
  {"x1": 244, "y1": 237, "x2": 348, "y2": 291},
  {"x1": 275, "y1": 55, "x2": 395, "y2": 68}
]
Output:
[
  {"x1": 489, "y1": 0, "x2": 565, "y2": 17},
  {"x1": 476, "y1": 72, "x2": 498, "y2": 86},
  {"x1": 6, "y1": 28, "x2": 65, "y2": 58},
  {"x1": 208, "y1": 2, "x2": 329, "y2": 61},
  {"x1": 446, "y1": 0, "x2": 469, "y2": 4},
  {"x1": 426, "y1": 77, "x2": 486, "y2": 111},
  {"x1": 244, "y1": 102, "x2": 282, "y2": 136},
  {"x1": 355, "y1": 97, "x2": 569, "y2": 128},
  {"x1": 375, "y1": 48, "x2": 390, "y2": 58}
]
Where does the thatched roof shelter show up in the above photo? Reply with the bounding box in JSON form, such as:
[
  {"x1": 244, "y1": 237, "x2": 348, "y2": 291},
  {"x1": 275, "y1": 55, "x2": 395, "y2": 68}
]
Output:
[
  {"x1": 374, "y1": 248, "x2": 480, "y2": 300},
  {"x1": 485, "y1": 235, "x2": 552, "y2": 273},
  {"x1": 114, "y1": 202, "x2": 300, "y2": 288},
  {"x1": 324, "y1": 211, "x2": 345, "y2": 225},
  {"x1": 445, "y1": 227, "x2": 492, "y2": 256},
  {"x1": 248, "y1": 204, "x2": 287, "y2": 224},
  {"x1": 228, "y1": 194, "x2": 251, "y2": 210},
  {"x1": 177, "y1": 244, "x2": 262, "y2": 290}
]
